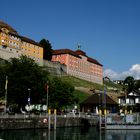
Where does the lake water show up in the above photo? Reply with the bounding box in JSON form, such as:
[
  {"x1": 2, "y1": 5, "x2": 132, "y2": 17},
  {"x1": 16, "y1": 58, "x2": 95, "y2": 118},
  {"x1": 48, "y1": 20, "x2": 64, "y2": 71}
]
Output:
[{"x1": 0, "y1": 127, "x2": 140, "y2": 140}]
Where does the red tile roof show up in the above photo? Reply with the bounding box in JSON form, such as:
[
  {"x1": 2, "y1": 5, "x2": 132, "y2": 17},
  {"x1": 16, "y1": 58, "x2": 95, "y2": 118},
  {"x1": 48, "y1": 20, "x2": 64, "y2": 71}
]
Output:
[
  {"x1": 75, "y1": 50, "x2": 87, "y2": 56},
  {"x1": 52, "y1": 49, "x2": 81, "y2": 58},
  {"x1": 0, "y1": 20, "x2": 41, "y2": 47},
  {"x1": 80, "y1": 93, "x2": 118, "y2": 105},
  {"x1": 87, "y1": 57, "x2": 103, "y2": 66},
  {"x1": 20, "y1": 36, "x2": 42, "y2": 47},
  {"x1": 8, "y1": 33, "x2": 42, "y2": 47},
  {"x1": 0, "y1": 20, "x2": 18, "y2": 35},
  {"x1": 53, "y1": 49, "x2": 103, "y2": 66}
]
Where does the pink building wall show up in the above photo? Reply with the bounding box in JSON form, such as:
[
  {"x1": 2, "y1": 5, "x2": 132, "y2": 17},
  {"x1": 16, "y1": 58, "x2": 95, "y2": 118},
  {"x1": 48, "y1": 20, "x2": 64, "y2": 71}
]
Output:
[{"x1": 52, "y1": 49, "x2": 103, "y2": 84}]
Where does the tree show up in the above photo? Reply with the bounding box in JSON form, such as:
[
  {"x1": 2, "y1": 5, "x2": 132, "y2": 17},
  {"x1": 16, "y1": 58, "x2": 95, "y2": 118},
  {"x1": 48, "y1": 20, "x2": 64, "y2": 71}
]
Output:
[
  {"x1": 135, "y1": 79, "x2": 140, "y2": 90},
  {"x1": 0, "y1": 56, "x2": 77, "y2": 112},
  {"x1": 0, "y1": 64, "x2": 7, "y2": 98},
  {"x1": 124, "y1": 76, "x2": 135, "y2": 93},
  {"x1": 39, "y1": 39, "x2": 53, "y2": 60},
  {"x1": 48, "y1": 77, "x2": 75, "y2": 109},
  {"x1": 0, "y1": 55, "x2": 49, "y2": 111}
]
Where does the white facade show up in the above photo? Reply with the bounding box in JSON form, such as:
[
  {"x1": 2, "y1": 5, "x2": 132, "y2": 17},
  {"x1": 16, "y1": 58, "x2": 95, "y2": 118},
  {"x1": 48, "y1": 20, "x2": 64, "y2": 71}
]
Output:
[
  {"x1": 0, "y1": 45, "x2": 21, "y2": 60},
  {"x1": 118, "y1": 90, "x2": 140, "y2": 106}
]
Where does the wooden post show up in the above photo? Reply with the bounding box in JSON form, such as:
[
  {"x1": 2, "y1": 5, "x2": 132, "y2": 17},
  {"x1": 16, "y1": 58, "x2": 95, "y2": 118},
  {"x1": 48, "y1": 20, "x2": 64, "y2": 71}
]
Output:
[
  {"x1": 54, "y1": 109, "x2": 57, "y2": 130},
  {"x1": 48, "y1": 109, "x2": 51, "y2": 130},
  {"x1": 54, "y1": 130, "x2": 56, "y2": 140},
  {"x1": 99, "y1": 109, "x2": 101, "y2": 130},
  {"x1": 48, "y1": 128, "x2": 50, "y2": 140},
  {"x1": 104, "y1": 109, "x2": 107, "y2": 129}
]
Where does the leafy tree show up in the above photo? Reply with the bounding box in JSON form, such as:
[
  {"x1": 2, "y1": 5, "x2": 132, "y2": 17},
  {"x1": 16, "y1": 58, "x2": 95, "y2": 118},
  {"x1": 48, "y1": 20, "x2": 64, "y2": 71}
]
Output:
[
  {"x1": 39, "y1": 39, "x2": 53, "y2": 60},
  {"x1": 0, "y1": 56, "x2": 77, "y2": 112},
  {"x1": 135, "y1": 79, "x2": 140, "y2": 90},
  {"x1": 0, "y1": 55, "x2": 49, "y2": 111},
  {"x1": 0, "y1": 64, "x2": 7, "y2": 98},
  {"x1": 124, "y1": 76, "x2": 135, "y2": 93},
  {"x1": 48, "y1": 77, "x2": 75, "y2": 109}
]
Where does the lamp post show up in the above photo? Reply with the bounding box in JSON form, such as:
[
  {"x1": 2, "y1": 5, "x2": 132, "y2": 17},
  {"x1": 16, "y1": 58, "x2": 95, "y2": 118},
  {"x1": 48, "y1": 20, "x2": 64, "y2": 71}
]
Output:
[
  {"x1": 45, "y1": 82, "x2": 49, "y2": 115},
  {"x1": 47, "y1": 84, "x2": 48, "y2": 113},
  {"x1": 104, "y1": 86, "x2": 107, "y2": 115},
  {"x1": 5, "y1": 75, "x2": 8, "y2": 113},
  {"x1": 28, "y1": 88, "x2": 31, "y2": 116},
  {"x1": 98, "y1": 92, "x2": 101, "y2": 114},
  {"x1": 104, "y1": 86, "x2": 107, "y2": 129},
  {"x1": 98, "y1": 92, "x2": 101, "y2": 130}
]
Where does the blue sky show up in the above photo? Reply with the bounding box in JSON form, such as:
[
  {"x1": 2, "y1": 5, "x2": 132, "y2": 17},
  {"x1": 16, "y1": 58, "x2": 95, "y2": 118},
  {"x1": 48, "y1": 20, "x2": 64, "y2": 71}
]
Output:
[{"x1": 1, "y1": 0, "x2": 140, "y2": 80}]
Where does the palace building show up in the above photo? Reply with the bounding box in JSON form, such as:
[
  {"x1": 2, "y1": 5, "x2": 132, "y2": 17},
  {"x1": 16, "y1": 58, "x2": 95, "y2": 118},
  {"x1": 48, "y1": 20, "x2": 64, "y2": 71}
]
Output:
[
  {"x1": 0, "y1": 20, "x2": 43, "y2": 65},
  {"x1": 52, "y1": 48, "x2": 103, "y2": 84},
  {"x1": 0, "y1": 20, "x2": 103, "y2": 84}
]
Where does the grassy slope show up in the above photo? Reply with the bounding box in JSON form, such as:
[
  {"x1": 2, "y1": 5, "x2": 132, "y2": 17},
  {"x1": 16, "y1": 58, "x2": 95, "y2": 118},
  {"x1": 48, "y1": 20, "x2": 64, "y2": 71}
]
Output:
[
  {"x1": 60, "y1": 76, "x2": 124, "y2": 103},
  {"x1": 60, "y1": 76, "x2": 102, "y2": 103},
  {"x1": 50, "y1": 75, "x2": 122, "y2": 103},
  {"x1": 60, "y1": 76, "x2": 103, "y2": 89},
  {"x1": 73, "y1": 90, "x2": 90, "y2": 104}
]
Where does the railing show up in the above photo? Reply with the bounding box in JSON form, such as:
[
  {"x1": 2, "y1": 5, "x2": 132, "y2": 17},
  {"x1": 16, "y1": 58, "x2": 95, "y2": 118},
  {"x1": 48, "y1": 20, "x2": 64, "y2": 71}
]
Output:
[
  {"x1": 106, "y1": 113, "x2": 140, "y2": 124},
  {"x1": 0, "y1": 112, "x2": 99, "y2": 119},
  {"x1": 0, "y1": 112, "x2": 47, "y2": 119},
  {"x1": 4, "y1": 112, "x2": 139, "y2": 123}
]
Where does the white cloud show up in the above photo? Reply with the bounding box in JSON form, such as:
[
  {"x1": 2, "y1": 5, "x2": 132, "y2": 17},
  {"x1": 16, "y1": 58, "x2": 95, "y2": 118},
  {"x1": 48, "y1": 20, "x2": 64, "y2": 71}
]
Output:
[{"x1": 103, "y1": 64, "x2": 140, "y2": 80}]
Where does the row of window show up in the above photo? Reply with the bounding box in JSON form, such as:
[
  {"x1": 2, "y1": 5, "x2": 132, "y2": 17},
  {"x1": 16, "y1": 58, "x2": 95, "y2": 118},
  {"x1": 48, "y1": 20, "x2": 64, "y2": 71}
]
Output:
[
  {"x1": 9, "y1": 35, "x2": 20, "y2": 41},
  {"x1": 0, "y1": 46, "x2": 41, "y2": 64},
  {"x1": 119, "y1": 98, "x2": 140, "y2": 104},
  {"x1": 0, "y1": 40, "x2": 41, "y2": 56},
  {"x1": 9, "y1": 40, "x2": 20, "y2": 48},
  {"x1": 1, "y1": 33, "x2": 7, "y2": 37},
  {"x1": 1, "y1": 45, "x2": 41, "y2": 58},
  {"x1": 22, "y1": 42, "x2": 40, "y2": 50},
  {"x1": 22, "y1": 47, "x2": 40, "y2": 55},
  {"x1": 1, "y1": 45, "x2": 19, "y2": 53},
  {"x1": 1, "y1": 33, "x2": 41, "y2": 50},
  {"x1": 1, "y1": 39, "x2": 20, "y2": 48},
  {"x1": 1, "y1": 39, "x2": 41, "y2": 51},
  {"x1": 69, "y1": 65, "x2": 102, "y2": 76},
  {"x1": 1, "y1": 33, "x2": 20, "y2": 42},
  {"x1": 53, "y1": 55, "x2": 102, "y2": 75}
]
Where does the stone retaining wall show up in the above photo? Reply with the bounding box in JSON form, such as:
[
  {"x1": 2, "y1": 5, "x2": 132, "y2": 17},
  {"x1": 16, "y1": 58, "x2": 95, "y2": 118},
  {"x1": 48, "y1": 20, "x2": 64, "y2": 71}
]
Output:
[{"x1": 0, "y1": 117, "x2": 86, "y2": 130}]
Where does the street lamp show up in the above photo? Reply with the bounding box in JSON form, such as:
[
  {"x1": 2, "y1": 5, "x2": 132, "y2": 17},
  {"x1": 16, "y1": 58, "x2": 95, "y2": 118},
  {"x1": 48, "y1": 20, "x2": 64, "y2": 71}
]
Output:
[
  {"x1": 28, "y1": 88, "x2": 31, "y2": 116},
  {"x1": 98, "y1": 92, "x2": 101, "y2": 130},
  {"x1": 5, "y1": 75, "x2": 8, "y2": 113},
  {"x1": 98, "y1": 91, "x2": 102, "y2": 115},
  {"x1": 45, "y1": 82, "x2": 49, "y2": 114}
]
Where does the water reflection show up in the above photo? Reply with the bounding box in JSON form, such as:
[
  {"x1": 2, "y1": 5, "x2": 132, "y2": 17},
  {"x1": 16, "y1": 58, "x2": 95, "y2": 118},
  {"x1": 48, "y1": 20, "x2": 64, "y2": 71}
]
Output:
[
  {"x1": 0, "y1": 127, "x2": 140, "y2": 140},
  {"x1": 106, "y1": 130, "x2": 140, "y2": 140}
]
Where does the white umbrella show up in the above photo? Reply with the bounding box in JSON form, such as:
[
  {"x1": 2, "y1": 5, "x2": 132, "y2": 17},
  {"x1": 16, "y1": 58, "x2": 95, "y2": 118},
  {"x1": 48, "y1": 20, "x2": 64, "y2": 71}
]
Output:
[{"x1": 96, "y1": 106, "x2": 99, "y2": 114}]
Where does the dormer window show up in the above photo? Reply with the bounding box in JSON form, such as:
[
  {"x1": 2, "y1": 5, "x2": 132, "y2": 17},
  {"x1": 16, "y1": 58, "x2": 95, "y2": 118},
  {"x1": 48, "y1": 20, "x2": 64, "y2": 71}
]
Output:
[{"x1": 1, "y1": 28, "x2": 9, "y2": 34}]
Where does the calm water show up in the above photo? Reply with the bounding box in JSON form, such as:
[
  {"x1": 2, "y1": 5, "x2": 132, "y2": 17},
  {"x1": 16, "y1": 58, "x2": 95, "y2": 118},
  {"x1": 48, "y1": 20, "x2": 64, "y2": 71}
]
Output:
[{"x1": 0, "y1": 127, "x2": 140, "y2": 140}]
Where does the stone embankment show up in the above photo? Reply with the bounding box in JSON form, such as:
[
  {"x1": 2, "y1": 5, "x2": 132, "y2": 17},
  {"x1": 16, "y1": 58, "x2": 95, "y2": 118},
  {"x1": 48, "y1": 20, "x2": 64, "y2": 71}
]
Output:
[{"x1": 0, "y1": 116, "x2": 94, "y2": 130}]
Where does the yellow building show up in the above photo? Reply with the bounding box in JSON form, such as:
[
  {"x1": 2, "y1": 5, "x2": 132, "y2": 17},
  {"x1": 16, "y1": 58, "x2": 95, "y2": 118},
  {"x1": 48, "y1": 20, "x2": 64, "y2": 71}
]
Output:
[{"x1": 0, "y1": 20, "x2": 43, "y2": 65}]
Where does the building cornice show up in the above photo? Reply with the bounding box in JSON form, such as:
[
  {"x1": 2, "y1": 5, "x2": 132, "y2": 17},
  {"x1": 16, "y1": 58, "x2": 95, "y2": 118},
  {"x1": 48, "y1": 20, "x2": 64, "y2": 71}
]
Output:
[{"x1": 53, "y1": 49, "x2": 103, "y2": 66}]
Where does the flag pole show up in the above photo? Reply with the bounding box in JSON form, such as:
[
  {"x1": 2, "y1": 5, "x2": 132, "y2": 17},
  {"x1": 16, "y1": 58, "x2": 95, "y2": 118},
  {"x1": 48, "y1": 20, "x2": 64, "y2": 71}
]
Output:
[
  {"x1": 104, "y1": 85, "x2": 107, "y2": 129},
  {"x1": 5, "y1": 75, "x2": 8, "y2": 113}
]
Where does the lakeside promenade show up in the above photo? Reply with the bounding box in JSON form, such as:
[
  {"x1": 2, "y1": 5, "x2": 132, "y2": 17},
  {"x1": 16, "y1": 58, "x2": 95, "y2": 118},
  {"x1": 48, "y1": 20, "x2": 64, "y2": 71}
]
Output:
[
  {"x1": 0, "y1": 112, "x2": 98, "y2": 130},
  {"x1": 0, "y1": 112, "x2": 140, "y2": 130}
]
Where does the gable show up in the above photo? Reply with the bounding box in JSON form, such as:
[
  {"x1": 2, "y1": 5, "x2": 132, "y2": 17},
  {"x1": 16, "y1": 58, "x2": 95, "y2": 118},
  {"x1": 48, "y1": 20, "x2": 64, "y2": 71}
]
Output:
[{"x1": 80, "y1": 93, "x2": 118, "y2": 105}]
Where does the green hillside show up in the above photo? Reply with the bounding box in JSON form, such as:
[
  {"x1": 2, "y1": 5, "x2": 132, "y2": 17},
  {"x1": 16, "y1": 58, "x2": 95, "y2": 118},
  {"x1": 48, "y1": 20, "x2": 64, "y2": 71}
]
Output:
[
  {"x1": 73, "y1": 90, "x2": 90, "y2": 104},
  {"x1": 60, "y1": 75, "x2": 123, "y2": 90},
  {"x1": 59, "y1": 76, "x2": 124, "y2": 104},
  {"x1": 60, "y1": 76, "x2": 103, "y2": 90}
]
